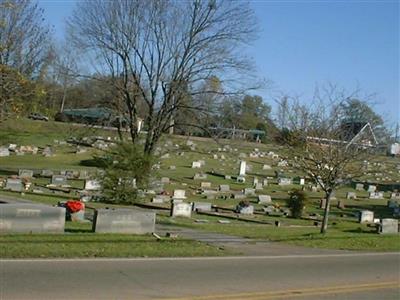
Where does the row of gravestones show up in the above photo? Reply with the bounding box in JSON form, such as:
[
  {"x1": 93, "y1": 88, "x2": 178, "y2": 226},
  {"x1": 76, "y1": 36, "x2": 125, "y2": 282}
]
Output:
[
  {"x1": 358, "y1": 210, "x2": 399, "y2": 234},
  {"x1": 0, "y1": 203, "x2": 156, "y2": 234},
  {"x1": 3, "y1": 177, "x2": 101, "y2": 192},
  {"x1": 17, "y1": 169, "x2": 91, "y2": 179}
]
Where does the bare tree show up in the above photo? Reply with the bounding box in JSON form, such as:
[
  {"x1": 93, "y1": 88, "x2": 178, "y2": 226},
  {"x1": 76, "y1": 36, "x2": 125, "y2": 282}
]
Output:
[
  {"x1": 0, "y1": 0, "x2": 52, "y2": 120},
  {"x1": 280, "y1": 85, "x2": 376, "y2": 233},
  {"x1": 68, "y1": 0, "x2": 258, "y2": 154},
  {"x1": 0, "y1": 0, "x2": 51, "y2": 77}
]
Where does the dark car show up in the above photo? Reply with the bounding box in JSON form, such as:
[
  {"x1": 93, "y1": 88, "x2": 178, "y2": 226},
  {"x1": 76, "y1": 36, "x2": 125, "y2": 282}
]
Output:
[{"x1": 28, "y1": 113, "x2": 49, "y2": 121}]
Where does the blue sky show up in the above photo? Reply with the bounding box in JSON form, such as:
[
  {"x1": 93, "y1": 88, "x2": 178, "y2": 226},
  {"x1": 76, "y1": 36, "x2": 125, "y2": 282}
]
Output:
[{"x1": 39, "y1": 0, "x2": 399, "y2": 127}]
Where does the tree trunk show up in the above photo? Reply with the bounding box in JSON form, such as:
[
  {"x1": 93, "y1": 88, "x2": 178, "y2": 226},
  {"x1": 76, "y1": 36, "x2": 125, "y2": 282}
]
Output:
[{"x1": 320, "y1": 189, "x2": 333, "y2": 234}]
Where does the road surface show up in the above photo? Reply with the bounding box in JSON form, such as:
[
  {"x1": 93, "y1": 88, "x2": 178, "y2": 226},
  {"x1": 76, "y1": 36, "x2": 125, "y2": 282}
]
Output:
[{"x1": 1, "y1": 252, "x2": 399, "y2": 299}]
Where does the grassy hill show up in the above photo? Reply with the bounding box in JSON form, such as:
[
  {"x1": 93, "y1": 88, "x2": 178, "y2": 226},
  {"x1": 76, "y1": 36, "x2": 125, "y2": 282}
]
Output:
[{"x1": 0, "y1": 118, "x2": 399, "y2": 254}]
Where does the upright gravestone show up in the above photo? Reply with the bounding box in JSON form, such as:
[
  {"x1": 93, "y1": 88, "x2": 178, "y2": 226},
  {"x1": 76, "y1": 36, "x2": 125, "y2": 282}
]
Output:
[
  {"x1": 369, "y1": 192, "x2": 384, "y2": 199},
  {"x1": 367, "y1": 185, "x2": 377, "y2": 193},
  {"x1": 161, "y1": 177, "x2": 170, "y2": 184},
  {"x1": 219, "y1": 185, "x2": 230, "y2": 192},
  {"x1": 254, "y1": 183, "x2": 263, "y2": 190},
  {"x1": 355, "y1": 183, "x2": 364, "y2": 191},
  {"x1": 346, "y1": 192, "x2": 357, "y2": 199},
  {"x1": 299, "y1": 178, "x2": 305, "y2": 185},
  {"x1": 319, "y1": 198, "x2": 326, "y2": 209},
  {"x1": 192, "y1": 202, "x2": 212, "y2": 212},
  {"x1": 92, "y1": 208, "x2": 155, "y2": 234},
  {"x1": 379, "y1": 219, "x2": 399, "y2": 234},
  {"x1": 390, "y1": 193, "x2": 400, "y2": 200},
  {"x1": 236, "y1": 204, "x2": 254, "y2": 215},
  {"x1": 5, "y1": 178, "x2": 23, "y2": 192},
  {"x1": 171, "y1": 202, "x2": 192, "y2": 218},
  {"x1": 173, "y1": 189, "x2": 186, "y2": 199},
  {"x1": 359, "y1": 210, "x2": 374, "y2": 223},
  {"x1": 0, "y1": 147, "x2": 10, "y2": 157},
  {"x1": 85, "y1": 180, "x2": 101, "y2": 191},
  {"x1": 18, "y1": 169, "x2": 33, "y2": 178},
  {"x1": 244, "y1": 188, "x2": 256, "y2": 196},
  {"x1": 192, "y1": 161, "x2": 201, "y2": 168},
  {"x1": 278, "y1": 178, "x2": 292, "y2": 186},
  {"x1": 258, "y1": 195, "x2": 272, "y2": 204},
  {"x1": 41, "y1": 169, "x2": 54, "y2": 177},
  {"x1": 0, "y1": 203, "x2": 65, "y2": 233},
  {"x1": 200, "y1": 182, "x2": 212, "y2": 188},
  {"x1": 239, "y1": 160, "x2": 246, "y2": 176},
  {"x1": 337, "y1": 200, "x2": 345, "y2": 209}
]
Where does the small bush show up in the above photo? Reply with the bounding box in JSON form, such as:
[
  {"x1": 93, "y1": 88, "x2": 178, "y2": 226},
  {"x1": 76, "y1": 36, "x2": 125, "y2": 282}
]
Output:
[
  {"x1": 288, "y1": 189, "x2": 308, "y2": 218},
  {"x1": 100, "y1": 143, "x2": 153, "y2": 204}
]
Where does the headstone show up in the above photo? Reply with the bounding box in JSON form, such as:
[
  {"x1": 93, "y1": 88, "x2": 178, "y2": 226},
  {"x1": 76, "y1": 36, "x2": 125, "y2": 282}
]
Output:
[
  {"x1": 192, "y1": 161, "x2": 201, "y2": 168},
  {"x1": 0, "y1": 147, "x2": 10, "y2": 157},
  {"x1": 379, "y1": 218, "x2": 399, "y2": 234},
  {"x1": 263, "y1": 205, "x2": 275, "y2": 215},
  {"x1": 219, "y1": 185, "x2": 230, "y2": 192},
  {"x1": 258, "y1": 195, "x2": 272, "y2": 204},
  {"x1": 5, "y1": 178, "x2": 23, "y2": 192},
  {"x1": 262, "y1": 179, "x2": 268, "y2": 186},
  {"x1": 337, "y1": 200, "x2": 345, "y2": 209},
  {"x1": 193, "y1": 173, "x2": 207, "y2": 180},
  {"x1": 152, "y1": 195, "x2": 170, "y2": 203},
  {"x1": 41, "y1": 169, "x2": 54, "y2": 177},
  {"x1": 359, "y1": 210, "x2": 374, "y2": 223},
  {"x1": 192, "y1": 202, "x2": 212, "y2": 212},
  {"x1": 355, "y1": 183, "x2": 364, "y2": 191},
  {"x1": 18, "y1": 169, "x2": 33, "y2": 178},
  {"x1": 200, "y1": 182, "x2": 212, "y2": 188},
  {"x1": 161, "y1": 177, "x2": 170, "y2": 184},
  {"x1": 237, "y1": 205, "x2": 254, "y2": 215},
  {"x1": 173, "y1": 189, "x2": 186, "y2": 199},
  {"x1": 369, "y1": 192, "x2": 384, "y2": 199},
  {"x1": 367, "y1": 185, "x2": 377, "y2": 193},
  {"x1": 233, "y1": 193, "x2": 246, "y2": 200},
  {"x1": 278, "y1": 178, "x2": 292, "y2": 185},
  {"x1": 0, "y1": 203, "x2": 65, "y2": 233},
  {"x1": 254, "y1": 183, "x2": 263, "y2": 190},
  {"x1": 346, "y1": 192, "x2": 357, "y2": 200},
  {"x1": 225, "y1": 175, "x2": 232, "y2": 180},
  {"x1": 42, "y1": 147, "x2": 53, "y2": 157},
  {"x1": 299, "y1": 178, "x2": 305, "y2": 185},
  {"x1": 390, "y1": 193, "x2": 400, "y2": 200},
  {"x1": 319, "y1": 198, "x2": 326, "y2": 209},
  {"x1": 239, "y1": 160, "x2": 246, "y2": 176},
  {"x1": 85, "y1": 180, "x2": 101, "y2": 191},
  {"x1": 92, "y1": 208, "x2": 155, "y2": 234},
  {"x1": 171, "y1": 202, "x2": 192, "y2": 218},
  {"x1": 51, "y1": 175, "x2": 68, "y2": 185},
  {"x1": 78, "y1": 170, "x2": 89, "y2": 179},
  {"x1": 244, "y1": 188, "x2": 256, "y2": 196},
  {"x1": 262, "y1": 164, "x2": 271, "y2": 170}
]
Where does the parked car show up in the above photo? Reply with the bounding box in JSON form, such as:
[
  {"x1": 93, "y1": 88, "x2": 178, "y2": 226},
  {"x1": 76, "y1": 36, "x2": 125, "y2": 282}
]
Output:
[{"x1": 28, "y1": 113, "x2": 49, "y2": 121}]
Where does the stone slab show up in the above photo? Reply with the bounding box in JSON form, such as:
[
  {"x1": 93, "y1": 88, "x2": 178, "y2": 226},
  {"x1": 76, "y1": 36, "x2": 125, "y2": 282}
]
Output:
[
  {"x1": 0, "y1": 203, "x2": 65, "y2": 233},
  {"x1": 92, "y1": 208, "x2": 155, "y2": 234}
]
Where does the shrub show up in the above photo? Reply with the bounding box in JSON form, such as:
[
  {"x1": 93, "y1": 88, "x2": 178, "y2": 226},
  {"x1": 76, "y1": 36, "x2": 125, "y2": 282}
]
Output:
[
  {"x1": 100, "y1": 143, "x2": 153, "y2": 204},
  {"x1": 288, "y1": 189, "x2": 308, "y2": 218}
]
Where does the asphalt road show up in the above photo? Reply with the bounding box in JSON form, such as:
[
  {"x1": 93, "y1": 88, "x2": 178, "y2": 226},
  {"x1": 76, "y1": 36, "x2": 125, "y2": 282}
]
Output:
[{"x1": 1, "y1": 253, "x2": 399, "y2": 300}]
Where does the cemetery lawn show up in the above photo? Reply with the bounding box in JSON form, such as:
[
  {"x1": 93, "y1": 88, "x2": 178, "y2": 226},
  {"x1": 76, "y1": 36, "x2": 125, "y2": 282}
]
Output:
[
  {"x1": 161, "y1": 217, "x2": 400, "y2": 252},
  {"x1": 0, "y1": 228, "x2": 230, "y2": 259}
]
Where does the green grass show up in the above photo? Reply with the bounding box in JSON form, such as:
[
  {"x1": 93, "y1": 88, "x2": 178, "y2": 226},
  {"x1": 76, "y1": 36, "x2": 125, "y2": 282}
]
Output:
[
  {"x1": 0, "y1": 232, "x2": 229, "y2": 258},
  {"x1": 159, "y1": 215, "x2": 400, "y2": 252},
  {"x1": 1, "y1": 118, "x2": 399, "y2": 256}
]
